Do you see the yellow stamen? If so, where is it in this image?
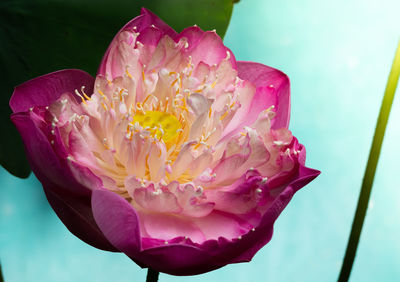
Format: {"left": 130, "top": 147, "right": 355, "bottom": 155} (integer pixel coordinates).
{"left": 220, "top": 111, "right": 229, "bottom": 120}
{"left": 81, "top": 86, "right": 91, "bottom": 100}
{"left": 119, "top": 89, "right": 125, "bottom": 101}
{"left": 74, "top": 89, "right": 87, "bottom": 105}
{"left": 126, "top": 68, "right": 133, "bottom": 79}
{"left": 178, "top": 106, "right": 188, "bottom": 112}
{"left": 171, "top": 78, "right": 179, "bottom": 87}
{"left": 164, "top": 98, "right": 169, "bottom": 111}
{"left": 142, "top": 95, "right": 152, "bottom": 105}
{"left": 98, "top": 90, "right": 109, "bottom": 101}
{"left": 131, "top": 111, "right": 182, "bottom": 146}
{"left": 193, "top": 142, "right": 202, "bottom": 149}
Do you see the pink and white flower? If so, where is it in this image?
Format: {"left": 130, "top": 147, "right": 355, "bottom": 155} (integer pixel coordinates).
{"left": 10, "top": 8, "right": 320, "bottom": 275}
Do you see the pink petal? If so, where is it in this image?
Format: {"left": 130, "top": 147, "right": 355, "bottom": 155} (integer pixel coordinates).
{"left": 174, "top": 184, "right": 215, "bottom": 218}
{"left": 205, "top": 173, "right": 263, "bottom": 214}
{"left": 237, "top": 61, "right": 290, "bottom": 129}
{"left": 137, "top": 8, "right": 178, "bottom": 39}
{"left": 220, "top": 81, "right": 256, "bottom": 139}
{"left": 139, "top": 212, "right": 205, "bottom": 243}
{"left": 188, "top": 31, "right": 236, "bottom": 69}
{"left": 10, "top": 112, "right": 89, "bottom": 195}
{"left": 10, "top": 69, "right": 94, "bottom": 113}
{"left": 192, "top": 212, "right": 249, "bottom": 240}
{"left": 231, "top": 164, "right": 320, "bottom": 263}
{"left": 91, "top": 189, "right": 142, "bottom": 256}
{"left": 133, "top": 186, "right": 182, "bottom": 213}
{"left": 195, "top": 163, "right": 320, "bottom": 266}
{"left": 170, "top": 142, "right": 195, "bottom": 179}
{"left": 98, "top": 8, "right": 177, "bottom": 77}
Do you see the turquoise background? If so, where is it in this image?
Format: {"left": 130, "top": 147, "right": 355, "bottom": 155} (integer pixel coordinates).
{"left": 1, "top": 0, "right": 400, "bottom": 281}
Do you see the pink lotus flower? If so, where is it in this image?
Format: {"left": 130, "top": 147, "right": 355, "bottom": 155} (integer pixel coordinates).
{"left": 10, "top": 9, "right": 319, "bottom": 275}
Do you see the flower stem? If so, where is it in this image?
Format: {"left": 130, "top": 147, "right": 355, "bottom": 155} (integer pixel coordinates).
{"left": 338, "top": 40, "right": 400, "bottom": 282}
{"left": 146, "top": 268, "right": 159, "bottom": 282}
{"left": 0, "top": 262, "right": 4, "bottom": 282}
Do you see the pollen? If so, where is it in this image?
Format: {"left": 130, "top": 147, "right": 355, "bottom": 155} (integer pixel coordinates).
{"left": 131, "top": 111, "right": 182, "bottom": 144}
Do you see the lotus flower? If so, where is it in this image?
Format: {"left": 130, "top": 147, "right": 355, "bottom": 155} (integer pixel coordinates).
{"left": 10, "top": 8, "right": 320, "bottom": 275}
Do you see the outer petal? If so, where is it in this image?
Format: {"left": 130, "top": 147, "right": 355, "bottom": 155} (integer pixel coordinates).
{"left": 10, "top": 112, "right": 91, "bottom": 195}
{"left": 237, "top": 61, "right": 290, "bottom": 129}
{"left": 91, "top": 190, "right": 222, "bottom": 275}
{"left": 227, "top": 163, "right": 320, "bottom": 263}
{"left": 141, "top": 244, "right": 217, "bottom": 276}
{"left": 197, "top": 156, "right": 320, "bottom": 266}
{"left": 98, "top": 8, "right": 178, "bottom": 77}
{"left": 43, "top": 186, "right": 117, "bottom": 252}
{"left": 91, "top": 189, "right": 142, "bottom": 260}
{"left": 9, "top": 69, "right": 94, "bottom": 113}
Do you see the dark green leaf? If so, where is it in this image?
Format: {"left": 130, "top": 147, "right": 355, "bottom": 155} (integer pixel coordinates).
{"left": 0, "top": 0, "right": 233, "bottom": 178}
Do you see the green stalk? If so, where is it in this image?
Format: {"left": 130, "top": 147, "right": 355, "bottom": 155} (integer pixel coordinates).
{"left": 0, "top": 262, "right": 4, "bottom": 282}
{"left": 146, "top": 268, "right": 159, "bottom": 282}
{"left": 338, "top": 40, "right": 400, "bottom": 282}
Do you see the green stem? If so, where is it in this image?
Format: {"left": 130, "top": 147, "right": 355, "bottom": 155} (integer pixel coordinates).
{"left": 146, "top": 268, "right": 159, "bottom": 282}
{"left": 338, "top": 40, "right": 400, "bottom": 282}
{"left": 0, "top": 262, "right": 4, "bottom": 282}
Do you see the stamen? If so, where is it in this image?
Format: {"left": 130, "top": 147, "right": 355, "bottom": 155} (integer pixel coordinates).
{"left": 171, "top": 78, "right": 179, "bottom": 87}
{"left": 101, "top": 102, "right": 108, "bottom": 111}
{"left": 74, "top": 89, "right": 87, "bottom": 105}
{"left": 103, "top": 138, "right": 110, "bottom": 150}
{"left": 142, "top": 65, "right": 146, "bottom": 81}
{"left": 81, "top": 86, "right": 91, "bottom": 100}
{"left": 220, "top": 111, "right": 229, "bottom": 120}
{"left": 125, "top": 68, "right": 133, "bottom": 79}
{"left": 98, "top": 90, "right": 109, "bottom": 101}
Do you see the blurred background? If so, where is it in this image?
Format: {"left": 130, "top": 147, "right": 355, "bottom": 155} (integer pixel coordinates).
{"left": 1, "top": 0, "right": 400, "bottom": 281}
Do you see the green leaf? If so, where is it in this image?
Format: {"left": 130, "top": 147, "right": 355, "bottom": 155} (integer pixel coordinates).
{"left": 0, "top": 0, "right": 233, "bottom": 178}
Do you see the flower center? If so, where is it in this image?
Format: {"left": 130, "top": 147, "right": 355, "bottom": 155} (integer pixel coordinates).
{"left": 132, "top": 111, "right": 182, "bottom": 144}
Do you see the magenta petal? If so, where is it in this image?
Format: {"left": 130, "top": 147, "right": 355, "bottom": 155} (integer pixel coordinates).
{"left": 228, "top": 165, "right": 320, "bottom": 263}
{"left": 237, "top": 61, "right": 290, "bottom": 129}
{"left": 9, "top": 69, "right": 94, "bottom": 113}
{"left": 11, "top": 113, "right": 90, "bottom": 195}
{"left": 91, "top": 189, "right": 142, "bottom": 256}
{"left": 136, "top": 26, "right": 163, "bottom": 47}
{"left": 43, "top": 186, "right": 117, "bottom": 252}
{"left": 176, "top": 26, "right": 205, "bottom": 48}
{"left": 141, "top": 244, "right": 216, "bottom": 276}
{"left": 137, "top": 8, "right": 178, "bottom": 39}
